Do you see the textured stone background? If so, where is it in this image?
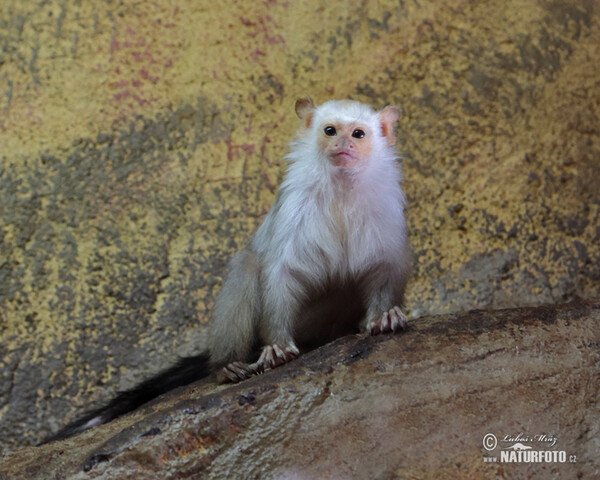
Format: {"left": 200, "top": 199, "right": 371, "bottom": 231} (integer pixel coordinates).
{"left": 0, "top": 0, "right": 598, "bottom": 453}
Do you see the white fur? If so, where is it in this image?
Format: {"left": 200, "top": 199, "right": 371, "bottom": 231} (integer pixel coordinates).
{"left": 251, "top": 100, "right": 410, "bottom": 345}
{"left": 254, "top": 100, "right": 407, "bottom": 279}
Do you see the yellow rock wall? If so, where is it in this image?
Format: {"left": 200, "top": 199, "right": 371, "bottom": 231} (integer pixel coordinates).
{"left": 0, "top": 0, "right": 598, "bottom": 451}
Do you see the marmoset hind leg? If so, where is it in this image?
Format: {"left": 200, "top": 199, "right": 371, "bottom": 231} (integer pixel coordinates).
{"left": 220, "top": 265, "right": 303, "bottom": 383}
{"left": 208, "top": 249, "right": 265, "bottom": 383}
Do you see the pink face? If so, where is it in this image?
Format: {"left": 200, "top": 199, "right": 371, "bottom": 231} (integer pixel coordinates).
{"left": 317, "top": 122, "right": 373, "bottom": 169}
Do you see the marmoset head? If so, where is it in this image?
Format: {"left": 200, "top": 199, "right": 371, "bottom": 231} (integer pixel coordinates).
{"left": 295, "top": 97, "right": 400, "bottom": 169}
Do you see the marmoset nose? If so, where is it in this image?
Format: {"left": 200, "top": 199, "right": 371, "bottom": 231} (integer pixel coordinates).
{"left": 335, "top": 136, "right": 353, "bottom": 149}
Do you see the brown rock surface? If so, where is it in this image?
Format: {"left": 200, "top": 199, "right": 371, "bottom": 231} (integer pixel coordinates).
{"left": 0, "top": 299, "right": 598, "bottom": 479}
{"left": 0, "top": 0, "right": 598, "bottom": 461}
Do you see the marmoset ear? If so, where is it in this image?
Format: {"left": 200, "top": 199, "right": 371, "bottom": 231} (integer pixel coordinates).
{"left": 378, "top": 105, "right": 401, "bottom": 146}
{"left": 295, "top": 97, "right": 317, "bottom": 128}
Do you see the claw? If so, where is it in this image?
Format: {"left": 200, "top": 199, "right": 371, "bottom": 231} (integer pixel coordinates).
{"left": 217, "top": 361, "right": 257, "bottom": 384}
{"left": 391, "top": 306, "right": 408, "bottom": 331}
{"left": 257, "top": 344, "right": 299, "bottom": 370}
{"left": 216, "top": 344, "right": 300, "bottom": 383}
{"left": 368, "top": 306, "right": 408, "bottom": 335}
